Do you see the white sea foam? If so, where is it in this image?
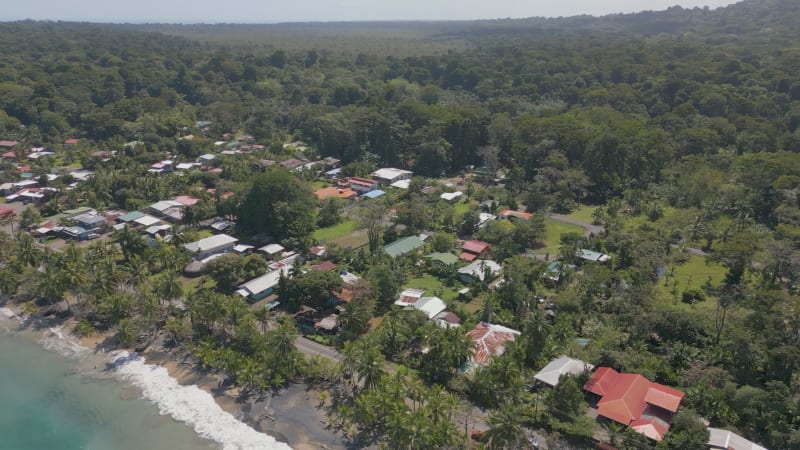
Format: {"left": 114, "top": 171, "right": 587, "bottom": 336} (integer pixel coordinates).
{"left": 0, "top": 307, "right": 21, "bottom": 321}
{"left": 41, "top": 326, "right": 91, "bottom": 359}
{"left": 109, "top": 350, "right": 292, "bottom": 450}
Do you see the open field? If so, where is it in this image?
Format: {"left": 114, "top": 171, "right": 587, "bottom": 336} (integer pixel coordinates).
{"left": 404, "top": 274, "right": 461, "bottom": 302}
{"left": 313, "top": 219, "right": 358, "bottom": 242}
{"left": 532, "top": 219, "right": 585, "bottom": 256}
{"left": 655, "top": 254, "right": 727, "bottom": 313}
{"left": 564, "top": 205, "right": 598, "bottom": 224}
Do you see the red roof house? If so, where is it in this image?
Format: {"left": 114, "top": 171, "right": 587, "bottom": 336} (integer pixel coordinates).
{"left": 466, "top": 322, "right": 521, "bottom": 366}
{"left": 174, "top": 195, "right": 200, "bottom": 206}
{"left": 584, "top": 367, "right": 684, "bottom": 441}
{"left": 0, "top": 140, "right": 19, "bottom": 148}
{"left": 460, "top": 240, "right": 491, "bottom": 261}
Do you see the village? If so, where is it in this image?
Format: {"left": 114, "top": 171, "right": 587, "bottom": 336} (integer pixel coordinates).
{"left": 0, "top": 127, "right": 765, "bottom": 450}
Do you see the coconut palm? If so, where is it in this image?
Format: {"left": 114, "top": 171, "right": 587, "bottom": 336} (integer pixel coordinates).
{"left": 482, "top": 403, "right": 531, "bottom": 450}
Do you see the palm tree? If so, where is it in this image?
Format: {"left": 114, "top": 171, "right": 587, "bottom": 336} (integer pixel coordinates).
{"left": 15, "top": 232, "right": 40, "bottom": 268}
{"left": 483, "top": 403, "right": 531, "bottom": 450}
{"left": 116, "top": 319, "right": 137, "bottom": 347}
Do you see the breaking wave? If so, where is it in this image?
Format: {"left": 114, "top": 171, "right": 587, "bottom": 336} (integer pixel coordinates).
{"left": 109, "top": 350, "right": 292, "bottom": 450}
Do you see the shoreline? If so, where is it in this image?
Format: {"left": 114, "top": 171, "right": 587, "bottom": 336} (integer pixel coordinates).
{"left": 1, "top": 300, "right": 351, "bottom": 450}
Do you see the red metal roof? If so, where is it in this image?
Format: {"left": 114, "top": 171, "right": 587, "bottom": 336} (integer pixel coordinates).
{"left": 584, "top": 367, "right": 684, "bottom": 440}
{"left": 459, "top": 252, "right": 478, "bottom": 261}
{"left": 462, "top": 240, "right": 490, "bottom": 254}
{"left": 65, "top": 138, "right": 80, "bottom": 144}
{"left": 584, "top": 366, "right": 619, "bottom": 396}
{"left": 466, "top": 322, "right": 520, "bottom": 366}
{"left": 644, "top": 384, "right": 684, "bottom": 413}
{"left": 0, "top": 140, "right": 19, "bottom": 148}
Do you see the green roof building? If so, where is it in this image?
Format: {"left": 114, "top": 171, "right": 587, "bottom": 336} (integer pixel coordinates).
{"left": 426, "top": 252, "right": 459, "bottom": 266}
{"left": 383, "top": 236, "right": 425, "bottom": 258}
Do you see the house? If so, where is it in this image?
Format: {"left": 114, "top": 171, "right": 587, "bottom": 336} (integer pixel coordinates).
{"left": 279, "top": 158, "right": 305, "bottom": 170}
{"left": 309, "top": 245, "right": 327, "bottom": 258}
{"left": 346, "top": 177, "right": 378, "bottom": 194}
{"left": 477, "top": 212, "right": 496, "bottom": 228}
{"left": 236, "top": 266, "right": 291, "bottom": 302}
{"left": 576, "top": 249, "right": 611, "bottom": 263}
{"left": 0, "top": 140, "right": 19, "bottom": 148}
{"left": 426, "top": 252, "right": 459, "bottom": 266}
{"left": 372, "top": 168, "right": 413, "bottom": 185}
{"left": 390, "top": 179, "right": 411, "bottom": 190}
{"left": 383, "top": 235, "right": 425, "bottom": 258}
{"left": 434, "top": 311, "right": 462, "bottom": 329}
{"left": 534, "top": 356, "right": 594, "bottom": 387}
{"left": 584, "top": 367, "right": 684, "bottom": 442}
{"left": 259, "top": 243, "right": 286, "bottom": 259}
{"left": 174, "top": 195, "right": 200, "bottom": 207}
{"left": 184, "top": 234, "right": 238, "bottom": 259}
{"left": 315, "top": 186, "right": 357, "bottom": 201}
{"left": 148, "top": 160, "right": 174, "bottom": 173}
{"left": 440, "top": 191, "right": 463, "bottom": 202}
{"left": 73, "top": 213, "right": 107, "bottom": 232}
{"left": 410, "top": 296, "right": 447, "bottom": 319}
{"left": 394, "top": 288, "right": 426, "bottom": 307}
{"left": 362, "top": 189, "right": 386, "bottom": 199}
{"left": 707, "top": 427, "right": 767, "bottom": 450}
{"left": 542, "top": 260, "right": 575, "bottom": 284}
{"left": 466, "top": 322, "right": 521, "bottom": 366}
{"left": 460, "top": 240, "right": 491, "bottom": 262}
{"left": 61, "top": 226, "right": 95, "bottom": 240}
{"left": 149, "top": 200, "right": 184, "bottom": 217}
{"left": 458, "top": 259, "right": 502, "bottom": 284}
{"left": 324, "top": 168, "right": 342, "bottom": 179}
{"left": 64, "top": 138, "right": 80, "bottom": 148}
{"left": 498, "top": 209, "right": 533, "bottom": 221}
{"left": 175, "top": 162, "right": 200, "bottom": 171}
{"left": 116, "top": 211, "right": 146, "bottom": 224}
{"left": 232, "top": 244, "right": 255, "bottom": 255}
{"left": 133, "top": 214, "right": 162, "bottom": 228}
{"left": 0, "top": 207, "right": 16, "bottom": 220}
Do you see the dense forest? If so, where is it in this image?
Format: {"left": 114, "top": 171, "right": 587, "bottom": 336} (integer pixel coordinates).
{"left": 1, "top": 0, "right": 800, "bottom": 449}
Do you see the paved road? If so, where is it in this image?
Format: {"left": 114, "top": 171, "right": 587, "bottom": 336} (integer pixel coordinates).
{"left": 546, "top": 213, "right": 604, "bottom": 237}
{"left": 294, "top": 336, "right": 342, "bottom": 362}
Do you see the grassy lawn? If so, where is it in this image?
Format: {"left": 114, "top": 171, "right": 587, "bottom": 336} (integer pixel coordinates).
{"left": 404, "top": 274, "right": 461, "bottom": 302}
{"left": 655, "top": 254, "right": 727, "bottom": 313}
{"left": 564, "top": 204, "right": 598, "bottom": 224}
{"left": 180, "top": 275, "right": 214, "bottom": 293}
{"left": 532, "top": 219, "right": 584, "bottom": 256}
{"left": 452, "top": 201, "right": 473, "bottom": 217}
{"left": 313, "top": 219, "right": 358, "bottom": 242}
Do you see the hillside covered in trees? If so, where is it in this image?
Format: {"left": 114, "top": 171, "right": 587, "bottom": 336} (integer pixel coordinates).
{"left": 1, "top": 0, "right": 800, "bottom": 448}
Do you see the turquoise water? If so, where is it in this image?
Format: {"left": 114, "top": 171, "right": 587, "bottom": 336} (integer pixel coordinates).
{"left": 0, "top": 324, "right": 217, "bottom": 450}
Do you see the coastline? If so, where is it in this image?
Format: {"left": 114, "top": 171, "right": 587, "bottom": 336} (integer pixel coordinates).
{"left": 1, "top": 299, "right": 351, "bottom": 450}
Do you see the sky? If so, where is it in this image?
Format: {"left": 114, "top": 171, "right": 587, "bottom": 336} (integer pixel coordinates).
{"left": 2, "top": 0, "right": 741, "bottom": 23}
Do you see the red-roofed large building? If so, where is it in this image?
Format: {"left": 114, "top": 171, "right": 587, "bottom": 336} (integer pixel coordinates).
{"left": 584, "top": 367, "right": 684, "bottom": 442}
{"left": 460, "top": 240, "right": 491, "bottom": 261}
{"left": 465, "top": 322, "right": 520, "bottom": 367}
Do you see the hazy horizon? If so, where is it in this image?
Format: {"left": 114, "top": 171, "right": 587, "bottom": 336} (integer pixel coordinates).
{"left": 2, "top": 1, "right": 740, "bottom": 24}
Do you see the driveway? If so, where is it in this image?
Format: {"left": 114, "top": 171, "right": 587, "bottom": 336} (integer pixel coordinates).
{"left": 546, "top": 213, "right": 604, "bottom": 238}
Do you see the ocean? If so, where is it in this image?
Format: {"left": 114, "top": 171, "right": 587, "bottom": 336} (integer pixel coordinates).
{"left": 0, "top": 309, "right": 291, "bottom": 450}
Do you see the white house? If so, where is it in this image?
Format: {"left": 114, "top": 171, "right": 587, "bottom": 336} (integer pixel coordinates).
{"left": 412, "top": 296, "right": 447, "bottom": 319}
{"left": 707, "top": 428, "right": 767, "bottom": 450}
{"left": 372, "top": 168, "right": 413, "bottom": 185}
{"left": 534, "top": 356, "right": 595, "bottom": 387}
{"left": 184, "top": 234, "right": 238, "bottom": 259}
{"left": 458, "top": 259, "right": 502, "bottom": 284}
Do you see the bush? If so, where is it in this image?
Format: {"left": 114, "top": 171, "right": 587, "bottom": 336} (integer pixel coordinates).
{"left": 681, "top": 288, "right": 706, "bottom": 304}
